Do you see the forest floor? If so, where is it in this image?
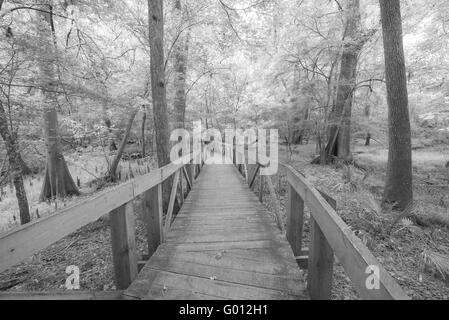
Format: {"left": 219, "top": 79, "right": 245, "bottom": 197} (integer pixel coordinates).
{"left": 0, "top": 142, "right": 448, "bottom": 299}
{"left": 272, "top": 142, "right": 449, "bottom": 300}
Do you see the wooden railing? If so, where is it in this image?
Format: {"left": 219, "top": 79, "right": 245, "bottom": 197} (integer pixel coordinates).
{"left": 226, "top": 143, "right": 410, "bottom": 300}
{"left": 0, "top": 151, "right": 205, "bottom": 292}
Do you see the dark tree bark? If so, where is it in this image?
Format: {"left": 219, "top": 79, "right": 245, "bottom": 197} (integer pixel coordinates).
{"left": 148, "top": 0, "right": 170, "bottom": 168}
{"left": 173, "top": 0, "right": 190, "bottom": 130}
{"left": 0, "top": 101, "right": 30, "bottom": 225}
{"left": 148, "top": 0, "right": 179, "bottom": 212}
{"left": 379, "top": 0, "right": 413, "bottom": 210}
{"left": 37, "top": 2, "right": 79, "bottom": 201}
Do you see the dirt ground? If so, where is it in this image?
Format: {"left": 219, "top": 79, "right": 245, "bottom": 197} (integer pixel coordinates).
{"left": 1, "top": 142, "right": 448, "bottom": 299}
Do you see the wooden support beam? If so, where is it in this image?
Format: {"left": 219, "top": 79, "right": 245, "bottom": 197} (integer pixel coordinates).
{"left": 142, "top": 184, "right": 162, "bottom": 257}
{"left": 179, "top": 170, "right": 184, "bottom": 206}
{"left": 287, "top": 184, "right": 305, "bottom": 257}
{"left": 249, "top": 164, "right": 261, "bottom": 189}
{"left": 164, "top": 170, "right": 181, "bottom": 236}
{"left": 183, "top": 166, "right": 192, "bottom": 190}
{"left": 109, "top": 201, "right": 138, "bottom": 290}
{"left": 307, "top": 192, "right": 336, "bottom": 300}
{"left": 259, "top": 175, "right": 264, "bottom": 203}
{"left": 308, "top": 216, "right": 335, "bottom": 300}
{"left": 243, "top": 163, "right": 248, "bottom": 182}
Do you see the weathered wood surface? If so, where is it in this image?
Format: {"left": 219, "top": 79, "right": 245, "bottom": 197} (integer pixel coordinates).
{"left": 0, "top": 291, "right": 123, "bottom": 300}
{"left": 124, "top": 164, "right": 307, "bottom": 300}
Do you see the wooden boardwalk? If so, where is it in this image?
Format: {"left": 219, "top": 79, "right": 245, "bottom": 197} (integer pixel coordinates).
{"left": 124, "top": 164, "right": 308, "bottom": 300}
{"left": 1, "top": 149, "right": 409, "bottom": 300}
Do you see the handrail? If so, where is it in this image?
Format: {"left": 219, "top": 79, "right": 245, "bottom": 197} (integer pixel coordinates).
{"left": 228, "top": 142, "right": 410, "bottom": 300}
{"left": 0, "top": 151, "right": 203, "bottom": 289}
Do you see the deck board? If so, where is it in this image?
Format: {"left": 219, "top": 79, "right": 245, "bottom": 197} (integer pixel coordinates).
{"left": 124, "top": 164, "right": 307, "bottom": 300}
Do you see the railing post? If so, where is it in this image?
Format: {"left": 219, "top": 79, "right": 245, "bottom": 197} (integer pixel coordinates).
{"left": 142, "top": 184, "right": 162, "bottom": 256}
{"left": 259, "top": 175, "right": 264, "bottom": 203}
{"left": 187, "top": 162, "right": 194, "bottom": 187}
{"left": 307, "top": 193, "right": 336, "bottom": 300}
{"left": 287, "top": 184, "right": 305, "bottom": 258}
{"left": 110, "top": 201, "right": 138, "bottom": 290}
{"left": 179, "top": 169, "right": 184, "bottom": 206}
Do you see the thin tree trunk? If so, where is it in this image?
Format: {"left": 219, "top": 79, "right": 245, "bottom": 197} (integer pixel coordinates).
{"left": 37, "top": 1, "right": 79, "bottom": 201}
{"left": 101, "top": 85, "right": 117, "bottom": 151}
{"left": 108, "top": 109, "right": 138, "bottom": 182}
{"left": 379, "top": 0, "right": 413, "bottom": 210}
{"left": 365, "top": 133, "right": 371, "bottom": 146}
{"left": 148, "top": 0, "right": 178, "bottom": 212}
{"left": 0, "top": 102, "right": 30, "bottom": 225}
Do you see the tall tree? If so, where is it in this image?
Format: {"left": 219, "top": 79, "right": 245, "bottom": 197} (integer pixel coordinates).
{"left": 379, "top": 0, "right": 413, "bottom": 210}
{"left": 327, "top": 0, "right": 366, "bottom": 162}
{"left": 37, "top": 1, "right": 79, "bottom": 201}
{"left": 0, "top": 101, "right": 30, "bottom": 224}
{"left": 173, "top": 0, "right": 190, "bottom": 130}
{"left": 148, "top": 0, "right": 179, "bottom": 212}
{"left": 148, "top": 0, "right": 170, "bottom": 167}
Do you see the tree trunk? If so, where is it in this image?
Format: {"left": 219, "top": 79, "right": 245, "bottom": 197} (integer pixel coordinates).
{"left": 101, "top": 85, "right": 117, "bottom": 152}
{"left": 108, "top": 109, "right": 138, "bottom": 182}
{"left": 148, "top": 0, "right": 178, "bottom": 213}
{"left": 365, "top": 133, "right": 371, "bottom": 146}
{"left": 326, "top": 0, "right": 363, "bottom": 163}
{"left": 173, "top": 0, "right": 190, "bottom": 130}
{"left": 379, "top": 0, "right": 413, "bottom": 210}
{"left": 37, "top": 2, "right": 79, "bottom": 201}
{"left": 0, "top": 102, "right": 31, "bottom": 225}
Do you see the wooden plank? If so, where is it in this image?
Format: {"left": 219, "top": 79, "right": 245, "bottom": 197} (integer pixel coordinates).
{"left": 142, "top": 184, "right": 162, "bottom": 256}
{"left": 284, "top": 164, "right": 410, "bottom": 300}
{"left": 307, "top": 216, "right": 334, "bottom": 300}
{"left": 154, "top": 246, "right": 301, "bottom": 273}
{"left": 0, "top": 291, "right": 123, "bottom": 300}
{"left": 110, "top": 202, "right": 138, "bottom": 290}
{"left": 145, "top": 256, "right": 305, "bottom": 295}
{"left": 163, "top": 169, "right": 181, "bottom": 236}
{"left": 128, "top": 269, "right": 304, "bottom": 300}
{"left": 287, "top": 184, "right": 305, "bottom": 257}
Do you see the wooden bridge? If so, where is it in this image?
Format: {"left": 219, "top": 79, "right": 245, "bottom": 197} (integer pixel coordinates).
{"left": 0, "top": 146, "right": 410, "bottom": 300}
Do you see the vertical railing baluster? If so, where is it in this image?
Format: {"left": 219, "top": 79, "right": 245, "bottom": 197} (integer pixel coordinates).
{"left": 110, "top": 201, "right": 138, "bottom": 290}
